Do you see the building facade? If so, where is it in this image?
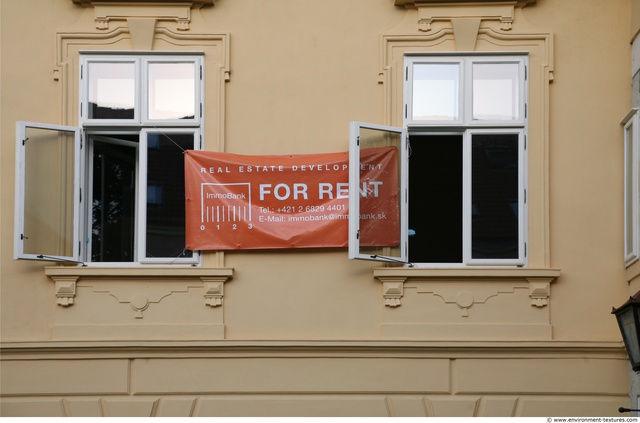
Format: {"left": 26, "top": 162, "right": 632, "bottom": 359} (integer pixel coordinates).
{"left": 1, "top": 0, "right": 639, "bottom": 417}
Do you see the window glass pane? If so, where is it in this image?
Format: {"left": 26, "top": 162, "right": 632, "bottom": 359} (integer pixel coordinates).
{"left": 91, "top": 137, "right": 137, "bottom": 262}
{"left": 88, "top": 62, "right": 135, "bottom": 120}
{"left": 471, "top": 133, "right": 519, "bottom": 259}
{"left": 146, "top": 133, "right": 194, "bottom": 258}
{"left": 409, "top": 135, "right": 463, "bottom": 263}
{"left": 355, "top": 127, "right": 402, "bottom": 258}
{"left": 148, "top": 63, "right": 196, "bottom": 120}
{"left": 472, "top": 63, "right": 520, "bottom": 121}
{"left": 412, "top": 64, "right": 459, "bottom": 121}
{"left": 23, "top": 127, "right": 75, "bottom": 257}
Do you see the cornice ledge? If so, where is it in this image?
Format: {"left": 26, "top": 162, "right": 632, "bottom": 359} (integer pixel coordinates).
{"left": 0, "top": 340, "right": 625, "bottom": 359}
{"left": 71, "top": 0, "right": 214, "bottom": 7}
{"left": 395, "top": 0, "right": 536, "bottom": 6}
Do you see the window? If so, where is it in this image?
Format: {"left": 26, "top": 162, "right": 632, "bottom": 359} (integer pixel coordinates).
{"left": 15, "top": 53, "right": 204, "bottom": 265}
{"left": 350, "top": 54, "right": 527, "bottom": 266}
{"left": 624, "top": 109, "right": 640, "bottom": 266}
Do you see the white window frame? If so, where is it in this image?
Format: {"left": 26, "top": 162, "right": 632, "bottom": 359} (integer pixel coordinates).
{"left": 138, "top": 128, "right": 201, "bottom": 264}
{"left": 624, "top": 109, "right": 640, "bottom": 266}
{"left": 464, "top": 128, "right": 527, "bottom": 266}
{"left": 348, "top": 53, "right": 528, "bottom": 267}
{"left": 15, "top": 52, "right": 204, "bottom": 266}
{"left": 14, "top": 122, "right": 82, "bottom": 262}
{"left": 348, "top": 121, "right": 408, "bottom": 263}
{"left": 80, "top": 53, "right": 203, "bottom": 127}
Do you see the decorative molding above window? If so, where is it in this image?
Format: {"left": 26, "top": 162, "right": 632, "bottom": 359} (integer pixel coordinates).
{"left": 70, "top": 0, "right": 214, "bottom": 31}
{"left": 394, "top": 0, "right": 536, "bottom": 32}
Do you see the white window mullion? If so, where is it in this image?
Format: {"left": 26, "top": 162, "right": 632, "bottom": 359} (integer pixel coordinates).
{"left": 462, "top": 130, "right": 473, "bottom": 264}
{"left": 137, "top": 131, "right": 148, "bottom": 264}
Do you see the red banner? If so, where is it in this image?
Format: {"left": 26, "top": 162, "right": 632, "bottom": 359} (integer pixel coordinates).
{"left": 184, "top": 147, "right": 398, "bottom": 250}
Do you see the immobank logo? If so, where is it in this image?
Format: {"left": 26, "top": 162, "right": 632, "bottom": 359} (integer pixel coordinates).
{"left": 184, "top": 147, "right": 399, "bottom": 250}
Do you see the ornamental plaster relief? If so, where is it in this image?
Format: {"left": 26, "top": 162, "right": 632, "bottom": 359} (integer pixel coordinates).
{"left": 375, "top": 268, "right": 558, "bottom": 340}
{"left": 45, "top": 267, "right": 233, "bottom": 340}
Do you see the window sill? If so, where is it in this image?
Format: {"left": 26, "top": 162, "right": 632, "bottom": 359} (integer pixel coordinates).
{"left": 373, "top": 267, "right": 560, "bottom": 307}
{"left": 45, "top": 266, "right": 233, "bottom": 308}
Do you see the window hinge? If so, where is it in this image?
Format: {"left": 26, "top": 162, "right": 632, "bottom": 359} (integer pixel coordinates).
{"left": 200, "top": 65, "right": 203, "bottom": 80}
{"left": 22, "top": 138, "right": 27, "bottom": 146}
{"left": 79, "top": 187, "right": 82, "bottom": 203}
{"left": 405, "top": 104, "right": 408, "bottom": 119}
{"left": 356, "top": 136, "right": 360, "bottom": 147}
{"left": 524, "top": 135, "right": 527, "bottom": 150}
{"left": 405, "top": 66, "right": 408, "bottom": 81}
{"left": 356, "top": 230, "right": 360, "bottom": 240}
{"left": 524, "top": 242, "right": 527, "bottom": 257}
{"left": 80, "top": 65, "right": 83, "bottom": 80}
{"left": 200, "top": 134, "right": 203, "bottom": 150}
{"left": 200, "top": 103, "right": 203, "bottom": 118}
{"left": 525, "top": 103, "right": 527, "bottom": 118}
{"left": 524, "top": 188, "right": 527, "bottom": 203}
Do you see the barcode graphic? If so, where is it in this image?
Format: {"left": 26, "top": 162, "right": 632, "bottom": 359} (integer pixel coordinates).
{"left": 204, "top": 205, "right": 249, "bottom": 223}
{"left": 200, "top": 183, "right": 252, "bottom": 223}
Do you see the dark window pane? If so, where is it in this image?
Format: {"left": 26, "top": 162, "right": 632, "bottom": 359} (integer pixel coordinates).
{"left": 146, "top": 133, "right": 194, "bottom": 259}
{"left": 409, "top": 134, "right": 463, "bottom": 263}
{"left": 92, "top": 139, "right": 137, "bottom": 262}
{"left": 471, "top": 133, "right": 519, "bottom": 259}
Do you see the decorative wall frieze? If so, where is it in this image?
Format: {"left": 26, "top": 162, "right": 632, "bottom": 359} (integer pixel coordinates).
{"left": 374, "top": 268, "right": 560, "bottom": 309}
{"left": 374, "top": 268, "right": 560, "bottom": 340}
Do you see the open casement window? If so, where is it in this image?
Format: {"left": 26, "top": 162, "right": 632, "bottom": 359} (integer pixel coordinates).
{"left": 404, "top": 54, "right": 528, "bottom": 267}
{"left": 15, "top": 125, "right": 201, "bottom": 265}
{"left": 14, "top": 53, "right": 204, "bottom": 265}
{"left": 14, "top": 122, "right": 82, "bottom": 262}
{"left": 624, "top": 109, "right": 640, "bottom": 266}
{"left": 348, "top": 122, "right": 408, "bottom": 263}
{"left": 350, "top": 54, "right": 528, "bottom": 267}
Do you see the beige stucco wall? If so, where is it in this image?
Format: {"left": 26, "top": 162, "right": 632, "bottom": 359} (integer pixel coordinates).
{"left": 0, "top": 0, "right": 635, "bottom": 417}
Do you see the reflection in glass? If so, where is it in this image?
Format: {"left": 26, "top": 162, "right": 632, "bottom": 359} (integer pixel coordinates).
{"left": 148, "top": 63, "right": 196, "bottom": 120}
{"left": 471, "top": 133, "right": 519, "bottom": 259}
{"left": 23, "top": 128, "right": 75, "bottom": 257}
{"left": 412, "top": 63, "right": 459, "bottom": 121}
{"left": 146, "top": 132, "right": 194, "bottom": 259}
{"left": 91, "top": 138, "right": 137, "bottom": 262}
{"left": 357, "top": 128, "right": 401, "bottom": 258}
{"left": 88, "top": 62, "right": 135, "bottom": 120}
{"left": 473, "top": 63, "right": 520, "bottom": 121}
